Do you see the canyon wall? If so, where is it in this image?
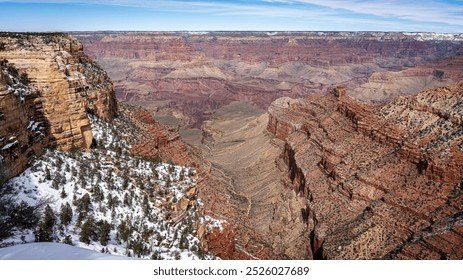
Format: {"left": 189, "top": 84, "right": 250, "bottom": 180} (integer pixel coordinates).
{"left": 75, "top": 31, "right": 463, "bottom": 127}
{"left": 0, "top": 33, "right": 117, "bottom": 177}
{"left": 267, "top": 84, "right": 463, "bottom": 259}
{"left": 0, "top": 33, "right": 236, "bottom": 259}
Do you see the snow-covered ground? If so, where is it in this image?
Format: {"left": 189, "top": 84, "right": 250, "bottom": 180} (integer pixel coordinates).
{"left": 0, "top": 114, "right": 212, "bottom": 260}
{"left": 0, "top": 242, "right": 132, "bottom": 260}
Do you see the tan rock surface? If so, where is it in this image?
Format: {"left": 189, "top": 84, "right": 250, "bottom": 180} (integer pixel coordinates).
{"left": 0, "top": 33, "right": 116, "bottom": 177}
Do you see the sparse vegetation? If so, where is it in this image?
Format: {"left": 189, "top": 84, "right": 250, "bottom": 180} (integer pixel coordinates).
{"left": 0, "top": 114, "right": 208, "bottom": 259}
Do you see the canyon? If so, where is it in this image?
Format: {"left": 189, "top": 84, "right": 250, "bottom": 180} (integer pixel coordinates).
{"left": 75, "top": 31, "right": 463, "bottom": 128}
{"left": 75, "top": 31, "right": 463, "bottom": 259}
{"left": 1, "top": 32, "right": 462, "bottom": 259}
{"left": 0, "top": 33, "right": 227, "bottom": 260}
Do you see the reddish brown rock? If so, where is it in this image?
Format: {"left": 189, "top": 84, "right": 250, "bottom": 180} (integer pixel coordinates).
{"left": 267, "top": 83, "right": 463, "bottom": 259}
{"left": 119, "top": 104, "right": 196, "bottom": 167}
{"left": 75, "top": 31, "right": 463, "bottom": 127}
{"left": 198, "top": 221, "right": 238, "bottom": 259}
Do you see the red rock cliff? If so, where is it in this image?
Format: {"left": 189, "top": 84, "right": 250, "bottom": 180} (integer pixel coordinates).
{"left": 267, "top": 83, "right": 463, "bottom": 259}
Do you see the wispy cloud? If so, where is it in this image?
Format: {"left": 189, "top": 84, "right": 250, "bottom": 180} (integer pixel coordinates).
{"left": 290, "top": 0, "right": 463, "bottom": 26}
{"left": 1, "top": 0, "right": 462, "bottom": 32}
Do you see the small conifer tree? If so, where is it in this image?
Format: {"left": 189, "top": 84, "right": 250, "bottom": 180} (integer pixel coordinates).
{"left": 36, "top": 205, "right": 56, "bottom": 242}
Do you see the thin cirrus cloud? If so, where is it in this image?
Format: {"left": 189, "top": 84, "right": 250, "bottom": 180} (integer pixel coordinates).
{"left": 0, "top": 0, "right": 462, "bottom": 32}
{"left": 289, "top": 0, "right": 463, "bottom": 26}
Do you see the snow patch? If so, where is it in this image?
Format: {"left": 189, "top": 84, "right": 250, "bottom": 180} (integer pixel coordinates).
{"left": 202, "top": 215, "right": 227, "bottom": 232}
{"left": 2, "top": 140, "right": 19, "bottom": 150}
{"left": 0, "top": 243, "right": 133, "bottom": 260}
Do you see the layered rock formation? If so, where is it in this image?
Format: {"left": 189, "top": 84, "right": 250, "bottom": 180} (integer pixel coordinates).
{"left": 267, "top": 84, "right": 463, "bottom": 259}
{"left": 75, "top": 31, "right": 463, "bottom": 127}
{"left": 0, "top": 33, "right": 117, "bottom": 177}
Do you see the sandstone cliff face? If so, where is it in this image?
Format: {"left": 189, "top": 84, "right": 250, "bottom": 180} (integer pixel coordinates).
{"left": 267, "top": 83, "right": 463, "bottom": 259}
{"left": 0, "top": 33, "right": 117, "bottom": 177}
{"left": 75, "top": 31, "right": 463, "bottom": 127}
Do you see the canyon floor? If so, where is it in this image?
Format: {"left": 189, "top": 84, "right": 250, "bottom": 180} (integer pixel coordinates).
{"left": 181, "top": 102, "right": 310, "bottom": 259}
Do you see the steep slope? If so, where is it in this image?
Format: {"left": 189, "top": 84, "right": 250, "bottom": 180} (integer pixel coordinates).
{"left": 0, "top": 32, "right": 117, "bottom": 178}
{"left": 268, "top": 84, "right": 463, "bottom": 259}
{"left": 1, "top": 115, "right": 208, "bottom": 260}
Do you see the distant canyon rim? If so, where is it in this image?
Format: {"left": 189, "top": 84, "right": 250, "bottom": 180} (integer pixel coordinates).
{"left": 75, "top": 31, "right": 463, "bottom": 129}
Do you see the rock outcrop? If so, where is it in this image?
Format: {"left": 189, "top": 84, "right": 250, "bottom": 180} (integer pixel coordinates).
{"left": 75, "top": 31, "right": 463, "bottom": 127}
{"left": 0, "top": 33, "right": 117, "bottom": 177}
{"left": 267, "top": 83, "right": 463, "bottom": 259}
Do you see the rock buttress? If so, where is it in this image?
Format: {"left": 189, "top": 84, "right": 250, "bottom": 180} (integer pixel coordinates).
{"left": 0, "top": 33, "right": 117, "bottom": 178}
{"left": 267, "top": 84, "right": 463, "bottom": 259}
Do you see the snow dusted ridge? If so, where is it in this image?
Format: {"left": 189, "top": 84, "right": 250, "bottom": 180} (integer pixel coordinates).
{"left": 403, "top": 32, "right": 463, "bottom": 41}
{"left": 0, "top": 114, "right": 215, "bottom": 260}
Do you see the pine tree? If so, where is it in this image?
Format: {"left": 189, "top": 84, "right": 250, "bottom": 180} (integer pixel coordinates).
{"left": 123, "top": 193, "right": 131, "bottom": 207}
{"left": 100, "top": 220, "right": 111, "bottom": 246}
{"left": 59, "top": 202, "right": 73, "bottom": 227}
{"left": 51, "top": 177, "right": 59, "bottom": 190}
{"left": 79, "top": 216, "right": 95, "bottom": 245}
{"left": 179, "top": 169, "right": 185, "bottom": 181}
{"left": 71, "top": 166, "right": 77, "bottom": 177}
{"left": 60, "top": 187, "right": 67, "bottom": 199}
{"left": 36, "top": 205, "right": 56, "bottom": 242}
{"left": 179, "top": 233, "right": 189, "bottom": 250}
{"left": 77, "top": 193, "right": 92, "bottom": 215}
{"left": 44, "top": 167, "right": 51, "bottom": 181}
{"left": 117, "top": 220, "right": 133, "bottom": 243}
{"left": 151, "top": 250, "right": 160, "bottom": 260}
{"left": 92, "top": 185, "right": 104, "bottom": 202}
{"left": 63, "top": 235, "right": 72, "bottom": 245}
{"left": 143, "top": 195, "right": 150, "bottom": 216}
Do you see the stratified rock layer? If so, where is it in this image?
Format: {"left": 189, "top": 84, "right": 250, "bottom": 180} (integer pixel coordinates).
{"left": 75, "top": 31, "right": 463, "bottom": 127}
{"left": 267, "top": 83, "right": 463, "bottom": 259}
{"left": 0, "top": 33, "right": 117, "bottom": 177}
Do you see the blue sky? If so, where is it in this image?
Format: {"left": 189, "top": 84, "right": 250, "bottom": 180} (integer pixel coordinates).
{"left": 0, "top": 0, "right": 462, "bottom": 32}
